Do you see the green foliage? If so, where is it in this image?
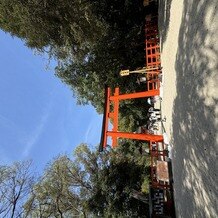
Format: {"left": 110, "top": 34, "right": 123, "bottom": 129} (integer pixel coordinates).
{"left": 80, "top": 143, "right": 150, "bottom": 217}
{"left": 118, "top": 98, "right": 150, "bottom": 132}
{"left": 55, "top": 0, "right": 146, "bottom": 112}
{"left": 0, "top": 0, "right": 107, "bottom": 60}
{"left": 24, "top": 154, "right": 92, "bottom": 217}
{"left": 22, "top": 144, "right": 150, "bottom": 217}
{"left": 0, "top": 161, "right": 34, "bottom": 217}
{"left": 141, "top": 176, "right": 150, "bottom": 194}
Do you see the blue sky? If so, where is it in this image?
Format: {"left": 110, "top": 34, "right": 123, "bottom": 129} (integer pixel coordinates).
{"left": 0, "top": 30, "right": 103, "bottom": 172}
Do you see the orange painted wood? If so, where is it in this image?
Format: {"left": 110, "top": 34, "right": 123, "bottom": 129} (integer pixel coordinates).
{"left": 107, "top": 131, "right": 163, "bottom": 142}
{"left": 103, "top": 87, "right": 110, "bottom": 148}
{"left": 109, "top": 89, "right": 159, "bottom": 101}
{"left": 112, "top": 88, "right": 119, "bottom": 148}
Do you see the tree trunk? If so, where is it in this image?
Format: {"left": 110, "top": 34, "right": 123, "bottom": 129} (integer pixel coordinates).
{"left": 56, "top": 196, "right": 63, "bottom": 218}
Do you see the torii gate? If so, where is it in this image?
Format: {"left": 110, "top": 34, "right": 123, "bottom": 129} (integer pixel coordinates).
{"left": 99, "top": 13, "right": 163, "bottom": 152}
{"left": 99, "top": 85, "right": 163, "bottom": 151}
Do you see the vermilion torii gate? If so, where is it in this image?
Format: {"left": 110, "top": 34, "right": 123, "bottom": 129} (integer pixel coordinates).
{"left": 99, "top": 85, "right": 163, "bottom": 151}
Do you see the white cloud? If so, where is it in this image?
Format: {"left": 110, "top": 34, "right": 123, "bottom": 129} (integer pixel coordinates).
{"left": 84, "top": 123, "right": 92, "bottom": 143}
{"left": 22, "top": 96, "right": 53, "bottom": 157}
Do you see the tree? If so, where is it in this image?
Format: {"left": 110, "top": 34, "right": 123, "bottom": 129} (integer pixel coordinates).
{"left": 0, "top": 161, "right": 34, "bottom": 218}
{"left": 0, "top": 165, "right": 9, "bottom": 215}
{"left": 24, "top": 156, "right": 86, "bottom": 217}
{"left": 0, "top": 0, "right": 106, "bottom": 61}
{"left": 55, "top": 0, "right": 146, "bottom": 112}
{"left": 0, "top": 0, "right": 147, "bottom": 114}
{"left": 86, "top": 141, "right": 150, "bottom": 217}
{"left": 24, "top": 143, "right": 150, "bottom": 217}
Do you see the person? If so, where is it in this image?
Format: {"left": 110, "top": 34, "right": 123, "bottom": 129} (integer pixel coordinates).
{"left": 151, "top": 112, "right": 161, "bottom": 120}
{"left": 148, "top": 107, "right": 160, "bottom": 113}
{"left": 148, "top": 108, "right": 161, "bottom": 118}
{"left": 151, "top": 123, "right": 159, "bottom": 131}
{"left": 149, "top": 116, "right": 166, "bottom": 123}
{"left": 136, "top": 76, "right": 147, "bottom": 84}
{"left": 149, "top": 114, "right": 161, "bottom": 122}
{"left": 147, "top": 96, "right": 162, "bottom": 105}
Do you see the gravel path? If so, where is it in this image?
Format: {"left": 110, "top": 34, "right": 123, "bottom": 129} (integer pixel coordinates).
{"left": 159, "top": 0, "right": 218, "bottom": 217}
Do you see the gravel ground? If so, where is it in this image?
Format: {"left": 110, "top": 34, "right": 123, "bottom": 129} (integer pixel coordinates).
{"left": 159, "top": 0, "right": 218, "bottom": 217}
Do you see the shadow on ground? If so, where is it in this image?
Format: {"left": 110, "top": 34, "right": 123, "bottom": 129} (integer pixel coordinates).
{"left": 171, "top": 0, "right": 218, "bottom": 217}
{"left": 158, "top": 0, "right": 172, "bottom": 50}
